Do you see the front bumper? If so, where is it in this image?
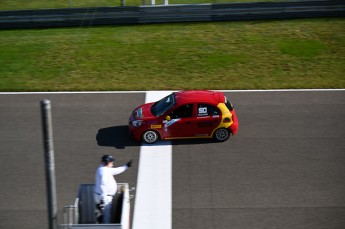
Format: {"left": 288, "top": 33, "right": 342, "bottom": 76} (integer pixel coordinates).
{"left": 128, "top": 122, "right": 143, "bottom": 142}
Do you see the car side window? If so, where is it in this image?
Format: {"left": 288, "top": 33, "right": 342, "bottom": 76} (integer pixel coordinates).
{"left": 169, "top": 104, "right": 193, "bottom": 119}
{"left": 197, "top": 104, "right": 220, "bottom": 117}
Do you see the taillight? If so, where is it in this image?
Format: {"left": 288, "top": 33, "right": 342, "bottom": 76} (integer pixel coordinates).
{"left": 223, "top": 117, "right": 231, "bottom": 123}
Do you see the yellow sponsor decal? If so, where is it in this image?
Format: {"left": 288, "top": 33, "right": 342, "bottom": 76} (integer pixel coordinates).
{"left": 215, "top": 103, "right": 233, "bottom": 129}
{"left": 151, "top": 124, "right": 162, "bottom": 129}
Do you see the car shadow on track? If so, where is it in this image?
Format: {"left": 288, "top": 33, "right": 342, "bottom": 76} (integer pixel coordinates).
{"left": 96, "top": 125, "right": 140, "bottom": 149}
{"left": 96, "top": 125, "right": 222, "bottom": 149}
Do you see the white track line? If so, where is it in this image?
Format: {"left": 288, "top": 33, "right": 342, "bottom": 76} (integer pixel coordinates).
{"left": 0, "top": 89, "right": 344, "bottom": 95}
{"left": 132, "top": 91, "right": 173, "bottom": 229}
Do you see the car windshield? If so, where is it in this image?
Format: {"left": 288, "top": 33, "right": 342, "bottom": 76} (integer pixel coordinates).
{"left": 151, "top": 93, "right": 176, "bottom": 117}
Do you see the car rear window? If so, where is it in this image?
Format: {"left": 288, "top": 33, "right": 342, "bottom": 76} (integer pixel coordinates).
{"left": 198, "top": 104, "right": 220, "bottom": 117}
{"left": 224, "top": 96, "right": 234, "bottom": 111}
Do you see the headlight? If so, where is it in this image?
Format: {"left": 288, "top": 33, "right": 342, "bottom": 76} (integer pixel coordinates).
{"left": 132, "top": 120, "right": 144, "bottom": 127}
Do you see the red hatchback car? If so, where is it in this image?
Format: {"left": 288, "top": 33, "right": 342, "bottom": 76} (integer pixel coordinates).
{"left": 128, "top": 90, "right": 238, "bottom": 144}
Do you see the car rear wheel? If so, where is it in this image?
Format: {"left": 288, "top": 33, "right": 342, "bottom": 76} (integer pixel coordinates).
{"left": 142, "top": 130, "right": 159, "bottom": 144}
{"left": 214, "top": 128, "right": 230, "bottom": 142}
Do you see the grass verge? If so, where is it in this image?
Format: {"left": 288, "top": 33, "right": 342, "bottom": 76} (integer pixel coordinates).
{"left": 0, "top": 18, "right": 344, "bottom": 91}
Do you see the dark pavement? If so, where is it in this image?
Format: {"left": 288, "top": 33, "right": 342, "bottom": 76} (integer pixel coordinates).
{"left": 0, "top": 90, "right": 344, "bottom": 229}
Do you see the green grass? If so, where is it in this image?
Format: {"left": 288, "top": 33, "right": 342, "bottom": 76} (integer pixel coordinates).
{"left": 0, "top": 18, "right": 344, "bottom": 91}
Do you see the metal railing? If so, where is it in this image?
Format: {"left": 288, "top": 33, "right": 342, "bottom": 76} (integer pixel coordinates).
{"left": 62, "top": 198, "right": 79, "bottom": 229}
{"left": 0, "top": 0, "right": 344, "bottom": 29}
{"left": 60, "top": 183, "right": 132, "bottom": 229}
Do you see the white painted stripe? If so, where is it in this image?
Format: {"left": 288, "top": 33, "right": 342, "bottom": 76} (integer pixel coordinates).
{"left": 220, "top": 89, "right": 345, "bottom": 92}
{"left": 0, "top": 91, "right": 145, "bottom": 95}
{"left": 0, "top": 89, "right": 344, "bottom": 95}
{"left": 132, "top": 91, "right": 173, "bottom": 229}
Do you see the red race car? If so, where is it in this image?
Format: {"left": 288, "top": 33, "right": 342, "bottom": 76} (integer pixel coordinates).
{"left": 128, "top": 90, "right": 238, "bottom": 144}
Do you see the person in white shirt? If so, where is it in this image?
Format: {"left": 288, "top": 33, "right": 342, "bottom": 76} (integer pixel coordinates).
{"left": 94, "top": 155, "right": 132, "bottom": 223}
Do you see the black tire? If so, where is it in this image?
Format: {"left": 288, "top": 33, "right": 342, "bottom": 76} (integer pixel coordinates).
{"left": 214, "top": 128, "right": 230, "bottom": 142}
{"left": 142, "top": 130, "right": 159, "bottom": 144}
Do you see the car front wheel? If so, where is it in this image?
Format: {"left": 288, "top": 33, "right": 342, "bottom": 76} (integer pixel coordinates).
{"left": 142, "top": 130, "right": 159, "bottom": 144}
{"left": 214, "top": 128, "right": 230, "bottom": 142}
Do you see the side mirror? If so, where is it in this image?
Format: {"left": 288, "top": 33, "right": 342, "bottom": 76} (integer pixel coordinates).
{"left": 166, "top": 116, "right": 171, "bottom": 121}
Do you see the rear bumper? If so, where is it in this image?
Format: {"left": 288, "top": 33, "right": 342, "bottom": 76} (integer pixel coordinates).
{"left": 229, "top": 110, "right": 239, "bottom": 135}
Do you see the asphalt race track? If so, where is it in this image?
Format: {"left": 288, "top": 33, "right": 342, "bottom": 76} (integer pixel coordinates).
{"left": 0, "top": 90, "right": 344, "bottom": 229}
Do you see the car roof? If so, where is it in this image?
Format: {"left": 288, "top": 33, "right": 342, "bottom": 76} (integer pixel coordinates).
{"left": 174, "top": 90, "right": 224, "bottom": 106}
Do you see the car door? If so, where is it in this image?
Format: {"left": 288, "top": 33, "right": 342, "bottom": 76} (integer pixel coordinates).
{"left": 194, "top": 103, "right": 222, "bottom": 136}
{"left": 163, "top": 104, "right": 195, "bottom": 138}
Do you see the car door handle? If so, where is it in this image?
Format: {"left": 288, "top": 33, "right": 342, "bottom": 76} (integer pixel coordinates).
{"left": 186, "top": 121, "right": 192, "bottom": 124}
